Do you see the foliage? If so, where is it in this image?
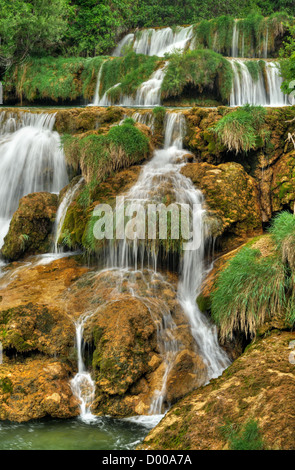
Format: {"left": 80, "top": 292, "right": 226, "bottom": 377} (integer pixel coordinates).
{"left": 0, "top": 0, "right": 70, "bottom": 67}
{"left": 99, "top": 52, "right": 160, "bottom": 102}
{"left": 64, "top": 120, "right": 149, "bottom": 197}
{"left": 211, "top": 212, "right": 295, "bottom": 340}
{"left": 161, "top": 49, "right": 233, "bottom": 104}
{"left": 211, "top": 247, "right": 287, "bottom": 340}
{"left": 0, "top": 1, "right": 293, "bottom": 68}
{"left": 220, "top": 419, "right": 264, "bottom": 450}
{"left": 3, "top": 56, "right": 107, "bottom": 103}
{"left": 212, "top": 105, "right": 269, "bottom": 153}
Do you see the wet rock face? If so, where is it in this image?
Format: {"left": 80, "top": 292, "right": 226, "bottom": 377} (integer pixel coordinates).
{"left": 0, "top": 359, "right": 79, "bottom": 422}
{"left": 272, "top": 151, "right": 295, "bottom": 213}
{"left": 1, "top": 192, "right": 58, "bottom": 261}
{"left": 140, "top": 330, "right": 295, "bottom": 450}
{"left": 181, "top": 161, "right": 262, "bottom": 250}
{"left": 0, "top": 257, "right": 209, "bottom": 421}
{"left": 72, "top": 269, "right": 208, "bottom": 417}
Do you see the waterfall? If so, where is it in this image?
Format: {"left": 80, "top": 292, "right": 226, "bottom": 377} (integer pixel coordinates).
{"left": 0, "top": 111, "right": 68, "bottom": 248}
{"left": 132, "top": 112, "right": 155, "bottom": 132}
{"left": 92, "top": 62, "right": 105, "bottom": 106}
{"left": 96, "top": 64, "right": 166, "bottom": 107}
{"left": 107, "top": 112, "right": 230, "bottom": 381}
{"left": 231, "top": 20, "right": 239, "bottom": 57}
{"left": 0, "top": 82, "right": 3, "bottom": 105}
{"left": 229, "top": 59, "right": 288, "bottom": 107}
{"left": 112, "top": 33, "right": 135, "bottom": 56}
{"left": 52, "top": 177, "right": 84, "bottom": 253}
{"left": 70, "top": 313, "right": 97, "bottom": 422}
{"left": 114, "top": 26, "right": 193, "bottom": 58}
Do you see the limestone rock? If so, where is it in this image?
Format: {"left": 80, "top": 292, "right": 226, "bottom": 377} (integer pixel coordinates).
{"left": 140, "top": 331, "right": 295, "bottom": 450}
{"left": 181, "top": 161, "right": 262, "bottom": 250}
{"left": 1, "top": 192, "right": 58, "bottom": 261}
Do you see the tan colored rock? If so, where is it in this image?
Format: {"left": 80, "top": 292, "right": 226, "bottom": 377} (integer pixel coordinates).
{"left": 140, "top": 331, "right": 295, "bottom": 450}
{"left": 1, "top": 192, "right": 58, "bottom": 261}
{"left": 181, "top": 161, "right": 262, "bottom": 250}
{"left": 0, "top": 358, "right": 79, "bottom": 422}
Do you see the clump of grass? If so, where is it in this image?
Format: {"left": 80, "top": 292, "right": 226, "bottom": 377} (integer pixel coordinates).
{"left": 63, "top": 120, "right": 149, "bottom": 204}
{"left": 220, "top": 419, "right": 264, "bottom": 450}
{"left": 211, "top": 247, "right": 287, "bottom": 341}
{"left": 161, "top": 49, "right": 233, "bottom": 104}
{"left": 212, "top": 104, "right": 269, "bottom": 154}
{"left": 212, "top": 211, "right": 295, "bottom": 339}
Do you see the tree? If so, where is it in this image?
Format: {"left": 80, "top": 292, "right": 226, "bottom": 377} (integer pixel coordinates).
{"left": 0, "top": 0, "right": 70, "bottom": 68}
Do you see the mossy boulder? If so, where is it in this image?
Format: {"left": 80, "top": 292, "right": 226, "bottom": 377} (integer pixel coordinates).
{"left": 0, "top": 303, "right": 75, "bottom": 360}
{"left": 140, "top": 330, "right": 295, "bottom": 450}
{"left": 0, "top": 359, "right": 79, "bottom": 422}
{"left": 272, "top": 150, "right": 295, "bottom": 213}
{"left": 1, "top": 192, "right": 58, "bottom": 261}
{"left": 181, "top": 161, "right": 262, "bottom": 250}
{"left": 78, "top": 269, "right": 207, "bottom": 417}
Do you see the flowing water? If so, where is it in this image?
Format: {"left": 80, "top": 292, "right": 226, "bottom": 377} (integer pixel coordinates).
{"left": 52, "top": 177, "right": 84, "bottom": 253}
{"left": 70, "top": 313, "right": 97, "bottom": 423}
{"left": 113, "top": 26, "right": 194, "bottom": 57}
{"left": 94, "top": 64, "right": 166, "bottom": 107}
{"left": 0, "top": 111, "right": 68, "bottom": 248}
{"left": 229, "top": 59, "right": 288, "bottom": 106}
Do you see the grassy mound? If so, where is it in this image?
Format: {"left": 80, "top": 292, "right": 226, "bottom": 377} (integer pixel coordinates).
{"left": 212, "top": 105, "right": 269, "bottom": 154}
{"left": 211, "top": 212, "right": 295, "bottom": 340}
{"left": 161, "top": 49, "right": 233, "bottom": 104}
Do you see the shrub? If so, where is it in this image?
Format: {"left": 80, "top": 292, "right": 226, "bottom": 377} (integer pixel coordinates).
{"left": 212, "top": 104, "right": 269, "bottom": 153}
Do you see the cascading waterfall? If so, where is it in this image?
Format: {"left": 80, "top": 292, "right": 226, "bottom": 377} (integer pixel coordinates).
{"left": 113, "top": 26, "right": 193, "bottom": 57}
{"left": 131, "top": 112, "right": 155, "bottom": 132}
{"left": 112, "top": 33, "right": 135, "bottom": 57}
{"left": 70, "top": 313, "right": 97, "bottom": 422}
{"left": 94, "top": 64, "right": 166, "bottom": 107}
{"left": 0, "top": 111, "right": 68, "bottom": 248}
{"left": 107, "top": 112, "right": 230, "bottom": 384}
{"left": 52, "top": 177, "right": 84, "bottom": 253}
{"left": 229, "top": 59, "right": 289, "bottom": 106}
{"left": 72, "top": 112, "right": 229, "bottom": 418}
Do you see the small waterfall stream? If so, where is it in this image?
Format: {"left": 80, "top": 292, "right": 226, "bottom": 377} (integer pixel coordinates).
{"left": 0, "top": 111, "right": 68, "bottom": 248}
{"left": 70, "top": 313, "right": 97, "bottom": 422}
{"left": 52, "top": 177, "right": 84, "bottom": 253}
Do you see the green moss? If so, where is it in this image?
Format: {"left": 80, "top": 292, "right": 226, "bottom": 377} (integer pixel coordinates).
{"left": 99, "top": 52, "right": 160, "bottom": 103}
{"left": 161, "top": 49, "right": 233, "bottom": 104}
{"left": 4, "top": 56, "right": 107, "bottom": 103}
{"left": 0, "top": 377, "right": 13, "bottom": 394}
{"left": 220, "top": 419, "right": 265, "bottom": 450}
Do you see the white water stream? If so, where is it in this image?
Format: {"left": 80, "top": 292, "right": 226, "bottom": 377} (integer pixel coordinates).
{"left": 0, "top": 111, "right": 68, "bottom": 249}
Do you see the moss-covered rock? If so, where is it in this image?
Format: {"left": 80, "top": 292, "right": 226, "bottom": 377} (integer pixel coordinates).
{"left": 140, "top": 330, "right": 295, "bottom": 450}
{"left": 181, "top": 161, "right": 262, "bottom": 250}
{"left": 0, "top": 359, "right": 79, "bottom": 422}
{"left": 1, "top": 192, "right": 58, "bottom": 261}
{"left": 272, "top": 150, "right": 295, "bottom": 213}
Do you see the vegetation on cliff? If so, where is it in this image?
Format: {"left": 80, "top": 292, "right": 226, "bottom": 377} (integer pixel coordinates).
{"left": 212, "top": 105, "right": 270, "bottom": 153}
{"left": 161, "top": 49, "right": 233, "bottom": 104}
{"left": 211, "top": 212, "right": 295, "bottom": 340}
